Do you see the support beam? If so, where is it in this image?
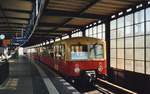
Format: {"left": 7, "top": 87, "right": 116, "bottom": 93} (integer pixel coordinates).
{"left": 39, "top": 23, "right": 83, "bottom": 28}
{"left": 44, "top": 9, "right": 107, "bottom": 19}
{"left": 36, "top": 30, "right": 70, "bottom": 34}
{"left": 1, "top": 8, "right": 31, "bottom": 14}
{"left": 0, "top": 17, "right": 29, "bottom": 21}
{"left": 35, "top": 32, "right": 62, "bottom": 36}
{"left": 32, "top": 35, "right": 55, "bottom": 38}
{"left": 0, "top": 22, "right": 28, "bottom": 25}
{"left": 0, "top": 29, "right": 23, "bottom": 31}
{"left": 51, "top": 0, "right": 100, "bottom": 32}
{"left": 0, "top": 31, "right": 19, "bottom": 34}
{"left": 0, "top": 26, "right": 26, "bottom": 28}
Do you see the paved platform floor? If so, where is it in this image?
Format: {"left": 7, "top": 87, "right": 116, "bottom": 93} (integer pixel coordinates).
{"left": 0, "top": 56, "right": 80, "bottom": 94}
{"left": 0, "top": 56, "right": 49, "bottom": 94}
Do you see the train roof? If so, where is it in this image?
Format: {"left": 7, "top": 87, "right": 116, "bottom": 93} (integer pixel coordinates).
{"left": 54, "top": 37, "right": 105, "bottom": 45}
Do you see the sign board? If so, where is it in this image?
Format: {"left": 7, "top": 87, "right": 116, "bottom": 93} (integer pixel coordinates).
{"left": 12, "top": 37, "right": 27, "bottom": 45}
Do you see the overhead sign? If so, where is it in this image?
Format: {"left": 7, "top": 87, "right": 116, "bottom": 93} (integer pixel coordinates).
{"left": 12, "top": 37, "right": 27, "bottom": 45}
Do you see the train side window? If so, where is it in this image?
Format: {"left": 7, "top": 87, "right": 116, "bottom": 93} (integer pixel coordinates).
{"left": 54, "top": 44, "right": 65, "bottom": 60}
{"left": 54, "top": 45, "right": 58, "bottom": 59}
{"left": 60, "top": 44, "right": 65, "bottom": 59}
{"left": 49, "top": 45, "right": 54, "bottom": 58}
{"left": 42, "top": 47, "right": 47, "bottom": 55}
{"left": 55, "top": 45, "right": 61, "bottom": 59}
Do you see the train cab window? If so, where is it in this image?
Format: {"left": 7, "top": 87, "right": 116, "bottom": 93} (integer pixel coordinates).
{"left": 89, "top": 45, "right": 104, "bottom": 59}
{"left": 71, "top": 45, "right": 88, "bottom": 60}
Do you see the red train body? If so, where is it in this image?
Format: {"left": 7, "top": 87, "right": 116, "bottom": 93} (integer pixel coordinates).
{"left": 32, "top": 37, "right": 107, "bottom": 80}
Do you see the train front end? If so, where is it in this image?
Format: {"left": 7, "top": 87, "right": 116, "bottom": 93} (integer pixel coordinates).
{"left": 66, "top": 42, "right": 107, "bottom": 82}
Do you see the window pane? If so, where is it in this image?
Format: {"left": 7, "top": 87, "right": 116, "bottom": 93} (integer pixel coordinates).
{"left": 93, "top": 26, "right": 97, "bottom": 34}
{"left": 111, "top": 49, "right": 116, "bottom": 58}
{"left": 98, "top": 25, "right": 102, "bottom": 32}
{"left": 135, "top": 23, "right": 144, "bottom": 36}
{"left": 135, "top": 36, "right": 144, "bottom": 48}
{"left": 146, "top": 35, "right": 150, "bottom": 47}
{"left": 117, "top": 49, "right": 124, "bottom": 58}
{"left": 111, "top": 30, "right": 116, "bottom": 39}
{"left": 125, "top": 49, "right": 133, "bottom": 59}
{"left": 125, "top": 37, "right": 133, "bottom": 48}
{"left": 146, "top": 8, "right": 150, "bottom": 21}
{"left": 117, "top": 17, "right": 124, "bottom": 28}
{"left": 125, "top": 26, "right": 133, "bottom": 37}
{"left": 111, "top": 20, "right": 116, "bottom": 30}
{"left": 135, "top": 49, "right": 144, "bottom": 60}
{"left": 135, "top": 10, "right": 144, "bottom": 24}
{"left": 111, "top": 39, "right": 116, "bottom": 48}
{"left": 146, "top": 48, "right": 150, "bottom": 61}
{"left": 135, "top": 61, "right": 144, "bottom": 73}
{"left": 146, "top": 22, "right": 150, "bottom": 34}
{"left": 125, "top": 14, "right": 133, "bottom": 26}
{"left": 146, "top": 62, "right": 150, "bottom": 75}
{"left": 111, "top": 58, "right": 116, "bottom": 68}
{"left": 88, "top": 34, "right": 91, "bottom": 37}
{"left": 125, "top": 60, "right": 133, "bottom": 71}
{"left": 79, "top": 32, "right": 82, "bottom": 36}
{"left": 86, "top": 29, "right": 89, "bottom": 36}
{"left": 102, "top": 32, "right": 105, "bottom": 40}
{"left": 98, "top": 33, "right": 102, "bottom": 39}
{"left": 117, "top": 59, "right": 124, "bottom": 69}
{"left": 93, "top": 34, "right": 97, "bottom": 38}
{"left": 85, "top": 29, "right": 89, "bottom": 36}
{"left": 117, "top": 38, "right": 124, "bottom": 48}
{"left": 103, "top": 24, "right": 105, "bottom": 31}
{"left": 117, "top": 28, "right": 124, "bottom": 38}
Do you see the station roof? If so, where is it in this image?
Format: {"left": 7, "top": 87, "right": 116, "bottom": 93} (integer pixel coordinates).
{"left": 0, "top": 0, "right": 32, "bottom": 39}
{"left": 0, "top": 0, "right": 146, "bottom": 47}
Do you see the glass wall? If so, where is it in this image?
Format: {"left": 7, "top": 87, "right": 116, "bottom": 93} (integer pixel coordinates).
{"left": 85, "top": 24, "right": 105, "bottom": 40}
{"left": 62, "top": 35, "right": 69, "bottom": 40}
{"left": 71, "top": 31, "right": 82, "bottom": 37}
{"left": 146, "top": 7, "right": 150, "bottom": 75}
{"left": 110, "top": 5, "right": 150, "bottom": 75}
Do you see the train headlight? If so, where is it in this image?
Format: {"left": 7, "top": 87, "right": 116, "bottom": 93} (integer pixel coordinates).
{"left": 98, "top": 65, "right": 103, "bottom": 72}
{"left": 74, "top": 67, "right": 80, "bottom": 73}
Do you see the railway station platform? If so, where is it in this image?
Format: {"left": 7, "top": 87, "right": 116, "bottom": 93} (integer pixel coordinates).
{"left": 0, "top": 56, "right": 80, "bottom": 94}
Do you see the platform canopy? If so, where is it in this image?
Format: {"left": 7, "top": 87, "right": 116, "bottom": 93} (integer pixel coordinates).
{"left": 0, "top": 0, "right": 145, "bottom": 47}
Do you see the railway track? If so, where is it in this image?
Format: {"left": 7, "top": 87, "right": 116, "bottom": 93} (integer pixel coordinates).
{"left": 72, "top": 77, "right": 137, "bottom": 94}
{"left": 37, "top": 61, "right": 137, "bottom": 94}
{"left": 93, "top": 78, "right": 137, "bottom": 94}
{"left": 94, "top": 84, "right": 114, "bottom": 94}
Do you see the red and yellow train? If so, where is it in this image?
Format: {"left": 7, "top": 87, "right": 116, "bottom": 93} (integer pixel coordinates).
{"left": 32, "top": 37, "right": 107, "bottom": 82}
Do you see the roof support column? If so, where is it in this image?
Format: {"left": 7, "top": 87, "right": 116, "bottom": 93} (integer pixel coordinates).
{"left": 104, "top": 17, "right": 111, "bottom": 76}
{"left": 68, "top": 33, "right": 72, "bottom": 38}
{"left": 81, "top": 28, "right": 86, "bottom": 37}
